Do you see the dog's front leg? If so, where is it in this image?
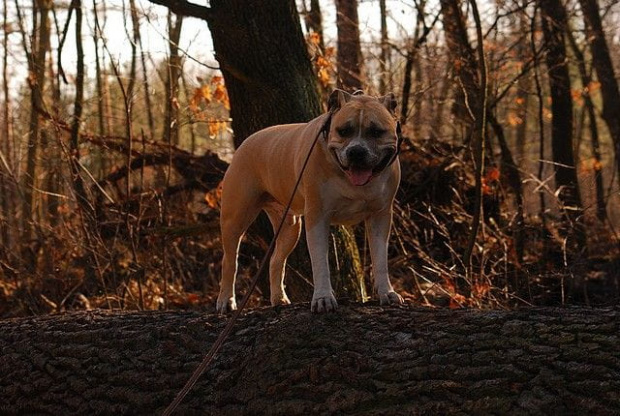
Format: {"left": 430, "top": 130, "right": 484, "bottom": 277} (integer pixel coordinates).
{"left": 366, "top": 209, "right": 404, "bottom": 305}
{"left": 305, "top": 214, "right": 338, "bottom": 312}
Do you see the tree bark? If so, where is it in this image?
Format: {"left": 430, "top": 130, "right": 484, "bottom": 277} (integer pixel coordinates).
{"left": 1, "top": 304, "right": 619, "bottom": 415}
{"left": 0, "top": 0, "right": 14, "bottom": 249}
{"left": 566, "top": 22, "right": 607, "bottom": 222}
{"left": 303, "top": 0, "right": 324, "bottom": 49}
{"left": 378, "top": 0, "right": 389, "bottom": 94}
{"left": 162, "top": 12, "right": 183, "bottom": 146}
{"left": 335, "top": 0, "right": 365, "bottom": 91}
{"left": 578, "top": 0, "right": 620, "bottom": 183}
{"left": 22, "top": 0, "right": 52, "bottom": 240}
{"left": 440, "top": 0, "right": 480, "bottom": 135}
{"left": 539, "top": 0, "right": 585, "bottom": 250}
{"left": 206, "top": 0, "right": 322, "bottom": 148}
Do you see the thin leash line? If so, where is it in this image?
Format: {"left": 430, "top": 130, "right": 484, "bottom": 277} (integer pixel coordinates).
{"left": 162, "top": 118, "right": 329, "bottom": 416}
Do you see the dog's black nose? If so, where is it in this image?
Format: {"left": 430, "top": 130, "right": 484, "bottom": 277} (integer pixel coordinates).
{"left": 346, "top": 145, "right": 368, "bottom": 164}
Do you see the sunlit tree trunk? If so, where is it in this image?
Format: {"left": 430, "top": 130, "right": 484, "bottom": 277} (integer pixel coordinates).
{"left": 335, "top": 0, "right": 364, "bottom": 91}
{"left": 378, "top": 0, "right": 390, "bottom": 94}
{"left": 45, "top": 52, "right": 60, "bottom": 228}
{"left": 162, "top": 12, "right": 183, "bottom": 146}
{"left": 1, "top": 0, "right": 14, "bottom": 249}
{"left": 92, "top": 0, "right": 109, "bottom": 177}
{"left": 69, "top": 0, "right": 90, "bottom": 215}
{"left": 22, "top": 0, "right": 52, "bottom": 240}
{"left": 139, "top": 30, "right": 155, "bottom": 141}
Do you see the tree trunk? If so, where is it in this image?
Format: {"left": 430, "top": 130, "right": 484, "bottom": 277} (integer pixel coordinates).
{"left": 23, "top": 0, "right": 52, "bottom": 241}
{"left": 462, "top": 0, "right": 487, "bottom": 275}
{"left": 303, "top": 0, "right": 324, "bottom": 49}
{"left": 539, "top": 0, "right": 585, "bottom": 251}
{"left": 335, "top": 0, "right": 365, "bottom": 91}
{"left": 514, "top": 1, "right": 530, "bottom": 166}
{"left": 440, "top": 0, "right": 480, "bottom": 136}
{"left": 578, "top": 0, "right": 620, "bottom": 183}
{"left": 378, "top": 0, "right": 389, "bottom": 94}
{"left": 69, "top": 0, "right": 91, "bottom": 218}
{"left": 400, "top": 0, "right": 427, "bottom": 130}
{"left": 92, "top": 0, "right": 109, "bottom": 176}
{"left": 1, "top": 305, "right": 619, "bottom": 415}
{"left": 566, "top": 22, "right": 607, "bottom": 222}
{"left": 162, "top": 12, "right": 183, "bottom": 146}
{"left": 206, "top": 0, "right": 322, "bottom": 148}
{"left": 0, "top": 0, "right": 13, "bottom": 249}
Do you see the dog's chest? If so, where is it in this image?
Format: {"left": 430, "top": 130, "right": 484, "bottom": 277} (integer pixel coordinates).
{"left": 327, "top": 190, "right": 388, "bottom": 225}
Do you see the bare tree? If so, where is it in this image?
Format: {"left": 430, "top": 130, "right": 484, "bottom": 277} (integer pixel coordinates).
{"left": 303, "top": 0, "right": 324, "bottom": 49}
{"left": 20, "top": 0, "right": 52, "bottom": 240}
{"left": 335, "top": 0, "right": 365, "bottom": 91}
{"left": 378, "top": 0, "right": 390, "bottom": 94}
{"left": 539, "top": 0, "right": 585, "bottom": 250}
{"left": 578, "top": 0, "right": 620, "bottom": 185}
{"left": 1, "top": 0, "right": 14, "bottom": 249}
{"left": 91, "top": 0, "right": 110, "bottom": 175}
{"left": 566, "top": 22, "right": 607, "bottom": 222}
{"left": 162, "top": 12, "right": 184, "bottom": 146}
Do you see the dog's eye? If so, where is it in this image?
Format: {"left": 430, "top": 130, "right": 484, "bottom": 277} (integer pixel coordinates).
{"left": 337, "top": 126, "right": 354, "bottom": 137}
{"left": 367, "top": 126, "right": 387, "bottom": 139}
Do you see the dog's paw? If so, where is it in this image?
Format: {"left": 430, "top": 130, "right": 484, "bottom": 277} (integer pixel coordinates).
{"left": 379, "top": 290, "right": 404, "bottom": 306}
{"left": 216, "top": 296, "right": 237, "bottom": 314}
{"left": 270, "top": 293, "right": 291, "bottom": 307}
{"left": 311, "top": 293, "right": 338, "bottom": 313}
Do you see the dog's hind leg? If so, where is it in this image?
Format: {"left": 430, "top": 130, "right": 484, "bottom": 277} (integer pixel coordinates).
{"left": 264, "top": 204, "right": 302, "bottom": 306}
{"left": 216, "top": 183, "right": 263, "bottom": 314}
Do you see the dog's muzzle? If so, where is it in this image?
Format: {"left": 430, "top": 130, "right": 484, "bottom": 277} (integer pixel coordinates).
{"left": 334, "top": 146, "right": 396, "bottom": 186}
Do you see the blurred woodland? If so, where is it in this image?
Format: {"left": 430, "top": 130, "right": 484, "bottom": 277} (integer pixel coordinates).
{"left": 1, "top": 0, "right": 619, "bottom": 318}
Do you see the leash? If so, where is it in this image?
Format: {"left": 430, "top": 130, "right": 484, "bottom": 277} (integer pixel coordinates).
{"left": 162, "top": 116, "right": 330, "bottom": 416}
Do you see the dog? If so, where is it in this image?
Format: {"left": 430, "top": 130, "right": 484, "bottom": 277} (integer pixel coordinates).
{"left": 216, "top": 89, "right": 404, "bottom": 313}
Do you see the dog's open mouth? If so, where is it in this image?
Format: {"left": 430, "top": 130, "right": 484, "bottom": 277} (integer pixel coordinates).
{"left": 345, "top": 167, "right": 374, "bottom": 186}
{"left": 333, "top": 148, "right": 396, "bottom": 187}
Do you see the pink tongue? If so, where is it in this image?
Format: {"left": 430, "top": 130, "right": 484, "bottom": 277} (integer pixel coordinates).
{"left": 346, "top": 168, "right": 373, "bottom": 186}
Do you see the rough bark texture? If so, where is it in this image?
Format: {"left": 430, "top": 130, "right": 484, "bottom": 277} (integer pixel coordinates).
{"left": 440, "top": 0, "right": 479, "bottom": 130}
{"left": 539, "top": 0, "right": 585, "bottom": 245}
{"left": 335, "top": 0, "right": 365, "bottom": 91}
{"left": 207, "top": 0, "right": 322, "bottom": 148}
{"left": 1, "top": 304, "right": 619, "bottom": 415}
{"left": 578, "top": 0, "right": 620, "bottom": 182}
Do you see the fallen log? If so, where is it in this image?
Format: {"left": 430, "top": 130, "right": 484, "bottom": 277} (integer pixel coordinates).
{"left": 1, "top": 303, "right": 619, "bottom": 415}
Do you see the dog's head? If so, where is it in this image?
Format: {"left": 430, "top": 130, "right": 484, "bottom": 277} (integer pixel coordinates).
{"left": 325, "top": 89, "right": 399, "bottom": 186}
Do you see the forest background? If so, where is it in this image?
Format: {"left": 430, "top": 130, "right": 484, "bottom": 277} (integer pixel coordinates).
{"left": 1, "top": 0, "right": 619, "bottom": 318}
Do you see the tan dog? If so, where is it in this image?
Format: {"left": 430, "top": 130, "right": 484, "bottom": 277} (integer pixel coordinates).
{"left": 216, "top": 89, "right": 404, "bottom": 313}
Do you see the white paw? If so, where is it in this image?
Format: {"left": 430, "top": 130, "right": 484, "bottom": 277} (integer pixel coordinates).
{"left": 311, "top": 293, "right": 338, "bottom": 313}
{"left": 379, "top": 290, "right": 404, "bottom": 306}
{"left": 216, "top": 295, "right": 237, "bottom": 314}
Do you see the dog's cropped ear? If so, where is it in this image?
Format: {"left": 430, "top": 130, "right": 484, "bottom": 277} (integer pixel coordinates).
{"left": 380, "top": 93, "right": 398, "bottom": 115}
{"left": 328, "top": 89, "right": 352, "bottom": 113}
